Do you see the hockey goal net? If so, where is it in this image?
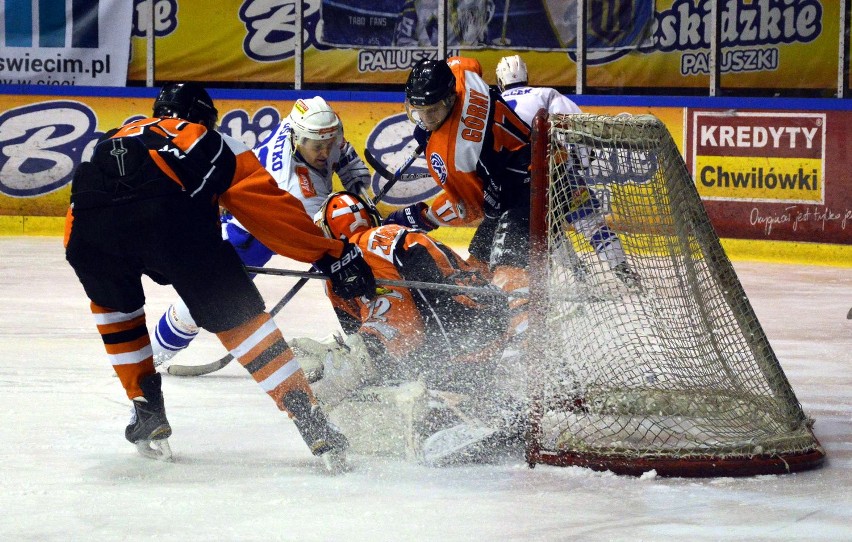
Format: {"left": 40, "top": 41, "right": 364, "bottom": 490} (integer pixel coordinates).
{"left": 525, "top": 111, "right": 824, "bottom": 477}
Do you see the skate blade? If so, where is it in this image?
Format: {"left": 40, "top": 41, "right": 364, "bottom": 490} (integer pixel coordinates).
{"left": 135, "top": 438, "right": 173, "bottom": 461}
{"left": 321, "top": 450, "right": 350, "bottom": 474}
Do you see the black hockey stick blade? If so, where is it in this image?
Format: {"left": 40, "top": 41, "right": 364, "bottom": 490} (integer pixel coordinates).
{"left": 167, "top": 276, "right": 310, "bottom": 377}
{"left": 364, "top": 144, "right": 424, "bottom": 204}
{"left": 364, "top": 147, "right": 394, "bottom": 181}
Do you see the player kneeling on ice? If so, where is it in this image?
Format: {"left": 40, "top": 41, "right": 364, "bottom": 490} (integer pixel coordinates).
{"left": 290, "top": 191, "right": 524, "bottom": 465}
{"left": 65, "top": 83, "right": 373, "bottom": 471}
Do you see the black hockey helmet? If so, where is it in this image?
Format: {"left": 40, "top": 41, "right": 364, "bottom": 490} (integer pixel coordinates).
{"left": 405, "top": 59, "right": 456, "bottom": 107}
{"left": 153, "top": 82, "right": 218, "bottom": 130}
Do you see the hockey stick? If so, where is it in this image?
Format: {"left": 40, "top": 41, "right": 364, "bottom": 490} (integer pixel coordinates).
{"left": 364, "top": 144, "right": 424, "bottom": 205}
{"left": 166, "top": 276, "right": 310, "bottom": 377}
{"left": 245, "top": 266, "right": 521, "bottom": 298}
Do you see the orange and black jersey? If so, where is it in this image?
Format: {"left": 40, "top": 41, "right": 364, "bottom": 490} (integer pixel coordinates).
{"left": 68, "top": 116, "right": 343, "bottom": 263}
{"left": 325, "top": 224, "right": 506, "bottom": 362}
{"left": 423, "top": 61, "right": 532, "bottom": 226}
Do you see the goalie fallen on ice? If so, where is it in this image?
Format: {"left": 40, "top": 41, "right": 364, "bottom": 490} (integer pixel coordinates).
{"left": 296, "top": 191, "right": 524, "bottom": 465}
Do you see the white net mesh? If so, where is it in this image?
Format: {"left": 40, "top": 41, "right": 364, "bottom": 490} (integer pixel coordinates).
{"left": 527, "top": 113, "right": 823, "bottom": 475}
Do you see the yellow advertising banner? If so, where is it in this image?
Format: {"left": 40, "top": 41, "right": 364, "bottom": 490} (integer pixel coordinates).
{"left": 695, "top": 155, "right": 823, "bottom": 202}
{"left": 1, "top": 88, "right": 848, "bottom": 249}
{"left": 0, "top": 90, "right": 681, "bottom": 219}
{"left": 129, "top": 1, "right": 841, "bottom": 91}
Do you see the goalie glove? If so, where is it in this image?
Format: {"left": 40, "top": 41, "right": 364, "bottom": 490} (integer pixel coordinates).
{"left": 314, "top": 240, "right": 377, "bottom": 300}
{"left": 383, "top": 202, "right": 438, "bottom": 231}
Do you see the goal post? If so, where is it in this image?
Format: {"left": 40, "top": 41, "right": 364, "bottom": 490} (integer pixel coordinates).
{"left": 525, "top": 110, "right": 825, "bottom": 477}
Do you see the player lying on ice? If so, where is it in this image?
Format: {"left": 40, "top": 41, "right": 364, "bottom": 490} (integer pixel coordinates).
{"left": 151, "top": 95, "right": 371, "bottom": 366}
{"left": 65, "top": 83, "right": 373, "bottom": 471}
{"left": 289, "top": 191, "right": 526, "bottom": 466}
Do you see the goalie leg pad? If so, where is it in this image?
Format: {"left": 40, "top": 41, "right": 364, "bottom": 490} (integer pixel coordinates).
{"left": 289, "top": 333, "right": 376, "bottom": 408}
{"left": 326, "top": 381, "right": 430, "bottom": 461}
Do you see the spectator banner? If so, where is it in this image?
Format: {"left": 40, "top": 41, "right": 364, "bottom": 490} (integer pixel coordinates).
{"left": 1, "top": 0, "right": 133, "bottom": 86}
{"left": 129, "top": 0, "right": 838, "bottom": 91}
{"left": 686, "top": 109, "right": 851, "bottom": 245}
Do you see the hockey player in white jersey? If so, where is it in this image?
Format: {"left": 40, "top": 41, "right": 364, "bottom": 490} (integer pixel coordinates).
{"left": 152, "top": 97, "right": 371, "bottom": 366}
{"left": 496, "top": 54, "right": 583, "bottom": 123}
{"left": 496, "top": 55, "right": 640, "bottom": 286}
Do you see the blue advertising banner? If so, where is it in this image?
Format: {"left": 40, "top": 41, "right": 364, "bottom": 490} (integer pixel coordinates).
{"left": 0, "top": 0, "right": 133, "bottom": 86}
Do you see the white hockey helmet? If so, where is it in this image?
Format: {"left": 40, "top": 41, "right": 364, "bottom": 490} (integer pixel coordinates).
{"left": 289, "top": 96, "right": 342, "bottom": 145}
{"left": 495, "top": 55, "right": 528, "bottom": 92}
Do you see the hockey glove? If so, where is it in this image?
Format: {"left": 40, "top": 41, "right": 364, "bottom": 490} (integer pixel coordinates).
{"left": 413, "top": 125, "right": 431, "bottom": 148}
{"left": 342, "top": 177, "right": 369, "bottom": 196}
{"left": 314, "top": 240, "right": 377, "bottom": 300}
{"left": 383, "top": 202, "right": 437, "bottom": 232}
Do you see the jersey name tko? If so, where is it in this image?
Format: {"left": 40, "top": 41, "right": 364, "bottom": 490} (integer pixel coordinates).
{"left": 254, "top": 120, "right": 369, "bottom": 217}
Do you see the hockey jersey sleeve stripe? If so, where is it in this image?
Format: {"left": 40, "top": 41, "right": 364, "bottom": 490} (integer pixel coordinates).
{"left": 148, "top": 150, "right": 185, "bottom": 188}
{"left": 219, "top": 162, "right": 343, "bottom": 262}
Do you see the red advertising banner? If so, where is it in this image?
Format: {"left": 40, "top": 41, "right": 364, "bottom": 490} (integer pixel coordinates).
{"left": 686, "top": 110, "right": 851, "bottom": 245}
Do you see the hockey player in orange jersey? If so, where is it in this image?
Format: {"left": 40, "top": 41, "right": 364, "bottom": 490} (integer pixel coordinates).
{"left": 64, "top": 83, "right": 374, "bottom": 470}
{"left": 383, "top": 57, "right": 535, "bottom": 333}
{"left": 291, "top": 191, "right": 517, "bottom": 464}
{"left": 314, "top": 191, "right": 507, "bottom": 386}
{"left": 386, "top": 57, "right": 641, "bottom": 326}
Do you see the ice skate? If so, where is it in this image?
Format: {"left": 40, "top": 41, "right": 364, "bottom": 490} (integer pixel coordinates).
{"left": 282, "top": 390, "right": 350, "bottom": 473}
{"left": 125, "top": 373, "right": 173, "bottom": 461}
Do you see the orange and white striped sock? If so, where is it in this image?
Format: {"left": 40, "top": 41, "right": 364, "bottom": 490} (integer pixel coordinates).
{"left": 91, "top": 302, "right": 154, "bottom": 400}
{"left": 215, "top": 313, "right": 314, "bottom": 415}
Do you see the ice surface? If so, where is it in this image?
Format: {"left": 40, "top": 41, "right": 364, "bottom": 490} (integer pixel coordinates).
{"left": 0, "top": 237, "right": 849, "bottom": 541}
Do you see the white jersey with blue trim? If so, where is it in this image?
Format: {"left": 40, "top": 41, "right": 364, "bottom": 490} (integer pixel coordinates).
{"left": 500, "top": 86, "right": 582, "bottom": 126}
{"left": 253, "top": 116, "right": 370, "bottom": 217}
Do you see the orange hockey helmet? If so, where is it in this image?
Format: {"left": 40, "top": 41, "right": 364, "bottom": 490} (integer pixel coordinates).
{"left": 315, "top": 191, "right": 381, "bottom": 240}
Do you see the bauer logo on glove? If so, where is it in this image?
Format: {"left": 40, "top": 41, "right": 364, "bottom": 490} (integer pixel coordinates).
{"left": 314, "top": 240, "right": 377, "bottom": 300}
{"left": 383, "top": 202, "right": 438, "bottom": 231}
